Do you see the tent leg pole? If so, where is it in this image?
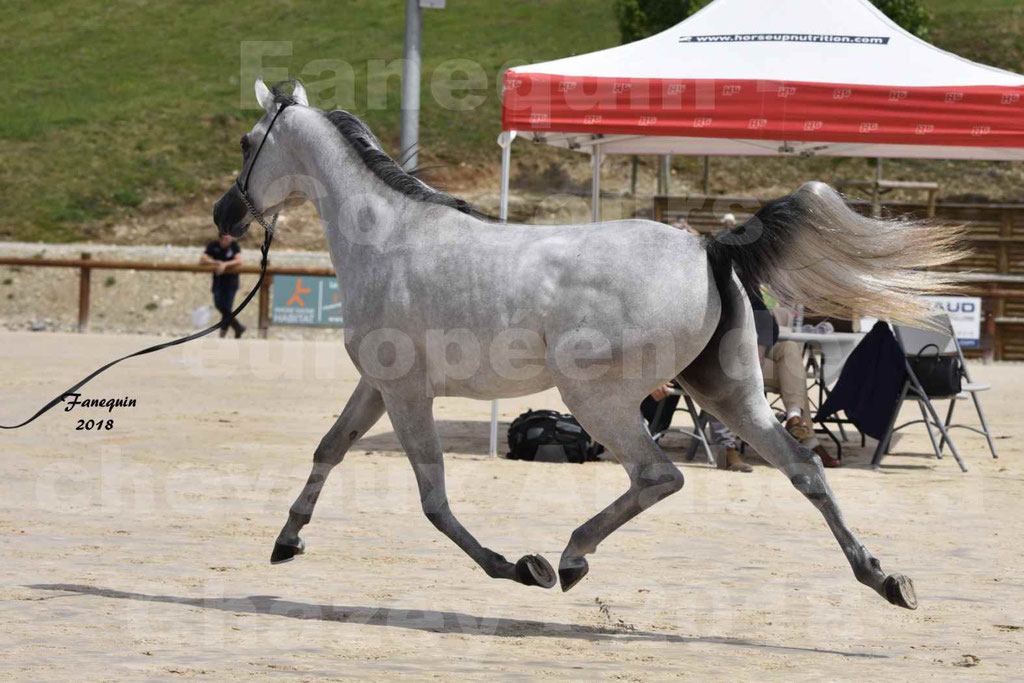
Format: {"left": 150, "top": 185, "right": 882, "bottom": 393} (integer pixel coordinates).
{"left": 490, "top": 133, "right": 514, "bottom": 458}
{"left": 490, "top": 400, "right": 500, "bottom": 458}
{"left": 872, "top": 157, "right": 883, "bottom": 218}
{"left": 592, "top": 145, "right": 602, "bottom": 222}
{"left": 499, "top": 138, "right": 511, "bottom": 222}
{"left": 702, "top": 155, "right": 710, "bottom": 195}
{"left": 659, "top": 154, "right": 671, "bottom": 196}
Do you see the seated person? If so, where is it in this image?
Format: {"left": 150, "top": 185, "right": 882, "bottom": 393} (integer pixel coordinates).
{"left": 641, "top": 383, "right": 753, "bottom": 472}
{"left": 763, "top": 338, "right": 840, "bottom": 467}
{"left": 762, "top": 299, "right": 839, "bottom": 467}
{"left": 642, "top": 289, "right": 840, "bottom": 469}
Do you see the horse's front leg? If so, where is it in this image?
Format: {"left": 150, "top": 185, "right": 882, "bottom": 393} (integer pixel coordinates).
{"left": 271, "top": 377, "right": 385, "bottom": 564}
{"left": 383, "top": 392, "right": 556, "bottom": 589}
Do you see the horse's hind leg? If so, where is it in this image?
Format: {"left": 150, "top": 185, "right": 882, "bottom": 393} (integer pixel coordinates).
{"left": 678, "top": 294, "right": 916, "bottom": 609}
{"left": 383, "top": 393, "right": 556, "bottom": 589}
{"left": 271, "top": 377, "right": 385, "bottom": 564}
{"left": 554, "top": 387, "right": 685, "bottom": 592}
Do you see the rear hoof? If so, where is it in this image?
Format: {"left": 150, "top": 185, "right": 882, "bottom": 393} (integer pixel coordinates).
{"left": 515, "top": 554, "right": 556, "bottom": 589}
{"left": 270, "top": 537, "right": 306, "bottom": 565}
{"left": 558, "top": 558, "right": 590, "bottom": 592}
{"left": 883, "top": 573, "right": 917, "bottom": 610}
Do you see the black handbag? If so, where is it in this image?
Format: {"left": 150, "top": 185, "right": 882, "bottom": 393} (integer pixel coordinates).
{"left": 907, "top": 343, "right": 962, "bottom": 397}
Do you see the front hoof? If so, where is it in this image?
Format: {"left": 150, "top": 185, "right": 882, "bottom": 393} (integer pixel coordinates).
{"left": 883, "top": 573, "right": 917, "bottom": 610}
{"left": 515, "top": 554, "right": 556, "bottom": 589}
{"left": 558, "top": 557, "right": 589, "bottom": 592}
{"left": 270, "top": 537, "right": 306, "bottom": 565}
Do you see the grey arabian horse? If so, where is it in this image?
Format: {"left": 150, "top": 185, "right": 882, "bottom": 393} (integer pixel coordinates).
{"left": 213, "top": 78, "right": 963, "bottom": 609}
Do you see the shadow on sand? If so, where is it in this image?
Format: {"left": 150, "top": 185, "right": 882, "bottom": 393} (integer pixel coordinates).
{"left": 27, "top": 583, "right": 885, "bottom": 659}
{"left": 357, "top": 419, "right": 494, "bottom": 456}
{"left": 357, "top": 420, "right": 935, "bottom": 473}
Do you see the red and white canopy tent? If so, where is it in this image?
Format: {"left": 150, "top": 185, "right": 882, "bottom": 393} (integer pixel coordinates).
{"left": 487, "top": 0, "right": 1024, "bottom": 454}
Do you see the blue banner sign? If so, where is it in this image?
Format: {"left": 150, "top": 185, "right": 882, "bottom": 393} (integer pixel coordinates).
{"left": 272, "top": 275, "right": 344, "bottom": 327}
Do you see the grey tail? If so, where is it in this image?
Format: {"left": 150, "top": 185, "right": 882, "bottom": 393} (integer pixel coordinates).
{"left": 705, "top": 181, "right": 968, "bottom": 326}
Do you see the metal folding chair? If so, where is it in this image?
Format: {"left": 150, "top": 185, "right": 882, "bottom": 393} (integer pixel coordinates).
{"left": 804, "top": 347, "right": 865, "bottom": 448}
{"left": 934, "top": 316, "right": 999, "bottom": 461}
{"left": 648, "top": 385, "right": 716, "bottom": 465}
{"left": 872, "top": 314, "right": 997, "bottom": 472}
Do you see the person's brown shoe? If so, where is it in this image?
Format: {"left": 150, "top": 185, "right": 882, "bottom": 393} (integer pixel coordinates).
{"left": 786, "top": 417, "right": 840, "bottom": 467}
{"left": 785, "top": 416, "right": 815, "bottom": 442}
{"left": 813, "top": 444, "right": 842, "bottom": 468}
{"left": 719, "top": 447, "right": 753, "bottom": 472}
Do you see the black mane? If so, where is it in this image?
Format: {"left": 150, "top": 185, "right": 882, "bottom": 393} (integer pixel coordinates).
{"left": 271, "top": 83, "right": 484, "bottom": 219}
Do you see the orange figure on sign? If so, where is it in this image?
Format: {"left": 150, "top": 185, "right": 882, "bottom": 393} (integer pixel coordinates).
{"left": 286, "top": 278, "right": 312, "bottom": 307}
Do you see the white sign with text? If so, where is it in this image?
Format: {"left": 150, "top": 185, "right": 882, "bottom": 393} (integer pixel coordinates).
{"left": 923, "top": 296, "right": 982, "bottom": 348}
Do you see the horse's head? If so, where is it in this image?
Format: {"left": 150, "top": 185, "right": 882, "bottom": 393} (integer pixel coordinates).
{"left": 213, "top": 78, "right": 310, "bottom": 237}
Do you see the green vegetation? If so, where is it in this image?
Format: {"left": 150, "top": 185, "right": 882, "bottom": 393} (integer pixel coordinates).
{"left": 0, "top": 0, "right": 618, "bottom": 241}
{"left": 0, "top": 0, "right": 1021, "bottom": 242}
{"left": 875, "top": 0, "right": 932, "bottom": 38}
{"left": 612, "top": 0, "right": 932, "bottom": 42}
{"left": 613, "top": 0, "right": 710, "bottom": 42}
{"left": 926, "top": 0, "right": 1024, "bottom": 79}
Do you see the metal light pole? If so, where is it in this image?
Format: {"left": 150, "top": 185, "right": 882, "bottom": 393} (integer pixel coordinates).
{"left": 400, "top": 0, "right": 423, "bottom": 171}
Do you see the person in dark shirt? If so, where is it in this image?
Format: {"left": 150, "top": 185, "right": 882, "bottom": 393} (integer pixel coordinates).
{"left": 200, "top": 234, "right": 245, "bottom": 338}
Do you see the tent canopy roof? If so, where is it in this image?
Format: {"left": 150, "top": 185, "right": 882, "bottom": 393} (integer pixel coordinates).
{"left": 501, "top": 0, "right": 1024, "bottom": 159}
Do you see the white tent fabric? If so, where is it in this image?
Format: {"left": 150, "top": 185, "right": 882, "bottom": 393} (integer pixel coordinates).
{"left": 513, "top": 0, "right": 1024, "bottom": 85}
{"left": 501, "top": 0, "right": 1024, "bottom": 159}
{"left": 487, "top": 0, "right": 1024, "bottom": 456}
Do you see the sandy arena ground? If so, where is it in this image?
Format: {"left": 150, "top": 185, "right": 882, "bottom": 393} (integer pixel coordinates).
{"left": 1, "top": 331, "right": 1022, "bottom": 680}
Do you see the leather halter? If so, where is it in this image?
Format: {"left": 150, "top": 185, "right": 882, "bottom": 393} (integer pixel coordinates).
{"left": 235, "top": 99, "right": 291, "bottom": 235}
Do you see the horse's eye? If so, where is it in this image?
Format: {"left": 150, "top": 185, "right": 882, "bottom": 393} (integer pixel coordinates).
{"left": 240, "top": 135, "right": 251, "bottom": 154}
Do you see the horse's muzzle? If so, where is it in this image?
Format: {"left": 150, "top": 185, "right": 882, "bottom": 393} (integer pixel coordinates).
{"left": 213, "top": 184, "right": 251, "bottom": 237}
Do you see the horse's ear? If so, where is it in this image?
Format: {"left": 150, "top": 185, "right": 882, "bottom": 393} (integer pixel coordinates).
{"left": 292, "top": 81, "right": 309, "bottom": 106}
{"left": 254, "top": 77, "right": 274, "bottom": 114}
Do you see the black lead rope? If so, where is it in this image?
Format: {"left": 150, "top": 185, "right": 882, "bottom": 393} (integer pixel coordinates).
{"left": 0, "top": 228, "right": 274, "bottom": 430}
{"left": 1, "top": 100, "right": 291, "bottom": 430}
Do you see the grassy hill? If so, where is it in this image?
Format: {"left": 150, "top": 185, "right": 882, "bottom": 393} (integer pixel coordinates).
{"left": 0, "top": 0, "right": 1021, "bottom": 242}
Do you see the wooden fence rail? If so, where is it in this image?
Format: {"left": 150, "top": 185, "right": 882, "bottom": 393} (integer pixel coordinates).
{"left": 653, "top": 195, "right": 1024, "bottom": 360}
{"left": 0, "top": 254, "right": 335, "bottom": 338}
{"left": 3, "top": 253, "right": 1024, "bottom": 350}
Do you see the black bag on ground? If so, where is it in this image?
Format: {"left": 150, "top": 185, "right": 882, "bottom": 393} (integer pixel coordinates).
{"left": 506, "top": 409, "right": 603, "bottom": 463}
{"left": 907, "top": 343, "right": 962, "bottom": 397}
